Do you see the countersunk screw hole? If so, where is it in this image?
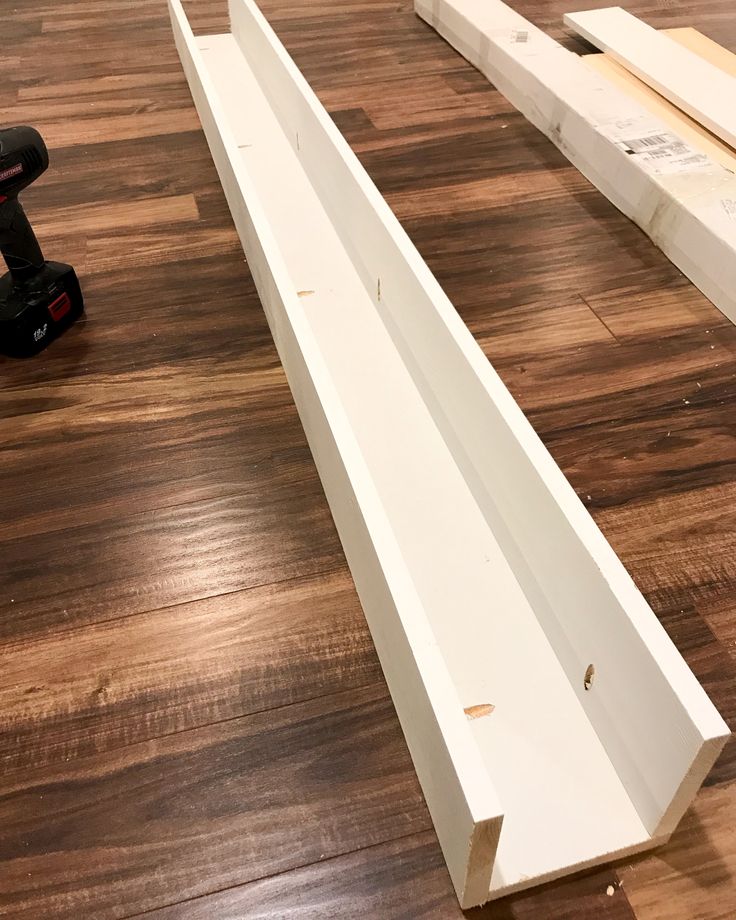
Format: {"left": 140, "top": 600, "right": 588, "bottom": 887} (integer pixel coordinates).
{"left": 584, "top": 663, "right": 595, "bottom": 690}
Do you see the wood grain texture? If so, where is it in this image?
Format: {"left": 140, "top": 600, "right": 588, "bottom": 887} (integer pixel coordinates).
{"left": 619, "top": 782, "right": 736, "bottom": 920}
{"left": 0, "top": 685, "right": 430, "bottom": 920}
{"left": 0, "top": 572, "right": 383, "bottom": 777}
{"left": 0, "top": 0, "right": 734, "bottom": 916}
{"left": 0, "top": 477, "right": 345, "bottom": 641}
{"left": 140, "top": 831, "right": 636, "bottom": 920}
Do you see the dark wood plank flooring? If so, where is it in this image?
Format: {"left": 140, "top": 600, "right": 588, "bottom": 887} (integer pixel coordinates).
{"left": 1, "top": 0, "right": 734, "bottom": 917}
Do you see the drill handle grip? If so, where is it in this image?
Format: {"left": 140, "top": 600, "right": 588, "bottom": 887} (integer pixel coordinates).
{"left": 0, "top": 198, "right": 45, "bottom": 282}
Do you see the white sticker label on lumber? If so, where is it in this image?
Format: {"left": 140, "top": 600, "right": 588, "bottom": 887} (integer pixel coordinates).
{"left": 564, "top": 7, "right": 736, "bottom": 150}
{"left": 170, "top": 0, "right": 730, "bottom": 906}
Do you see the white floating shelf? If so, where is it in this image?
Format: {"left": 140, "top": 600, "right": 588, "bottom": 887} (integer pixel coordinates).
{"left": 169, "top": 0, "right": 730, "bottom": 906}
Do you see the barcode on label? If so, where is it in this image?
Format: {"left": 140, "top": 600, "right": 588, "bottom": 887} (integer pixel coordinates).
{"left": 643, "top": 146, "right": 688, "bottom": 159}
{"left": 598, "top": 120, "right": 711, "bottom": 174}
{"left": 512, "top": 29, "right": 529, "bottom": 42}
{"left": 622, "top": 134, "right": 672, "bottom": 152}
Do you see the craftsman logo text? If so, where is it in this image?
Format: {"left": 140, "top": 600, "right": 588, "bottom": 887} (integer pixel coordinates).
{"left": 0, "top": 163, "right": 23, "bottom": 183}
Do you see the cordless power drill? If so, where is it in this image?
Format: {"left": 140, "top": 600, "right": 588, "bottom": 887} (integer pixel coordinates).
{"left": 0, "top": 126, "right": 84, "bottom": 356}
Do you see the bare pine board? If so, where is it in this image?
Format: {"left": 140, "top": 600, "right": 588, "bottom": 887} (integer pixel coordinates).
{"left": 564, "top": 8, "right": 736, "bottom": 150}
{"left": 583, "top": 26, "right": 736, "bottom": 172}
{"left": 666, "top": 26, "right": 736, "bottom": 79}
{"left": 582, "top": 55, "right": 736, "bottom": 173}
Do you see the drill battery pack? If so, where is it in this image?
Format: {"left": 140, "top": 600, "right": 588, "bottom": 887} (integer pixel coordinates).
{"left": 0, "top": 261, "right": 84, "bottom": 357}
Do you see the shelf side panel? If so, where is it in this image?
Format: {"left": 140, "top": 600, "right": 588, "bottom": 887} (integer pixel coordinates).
{"left": 167, "top": 0, "right": 502, "bottom": 906}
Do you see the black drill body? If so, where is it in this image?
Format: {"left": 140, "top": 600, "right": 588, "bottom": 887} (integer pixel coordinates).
{"left": 0, "top": 126, "right": 83, "bottom": 356}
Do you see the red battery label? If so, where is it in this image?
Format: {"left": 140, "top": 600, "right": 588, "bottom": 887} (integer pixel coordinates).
{"left": 48, "top": 292, "right": 71, "bottom": 321}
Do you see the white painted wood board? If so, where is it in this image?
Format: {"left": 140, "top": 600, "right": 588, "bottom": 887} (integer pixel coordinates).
{"left": 170, "top": 0, "right": 730, "bottom": 905}
{"left": 564, "top": 7, "right": 736, "bottom": 150}
{"left": 415, "top": 0, "right": 736, "bottom": 327}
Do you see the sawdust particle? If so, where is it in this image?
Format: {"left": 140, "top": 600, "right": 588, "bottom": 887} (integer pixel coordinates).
{"left": 464, "top": 703, "right": 495, "bottom": 720}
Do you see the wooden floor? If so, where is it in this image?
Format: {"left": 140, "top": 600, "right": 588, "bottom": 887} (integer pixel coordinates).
{"left": 1, "top": 0, "right": 735, "bottom": 916}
